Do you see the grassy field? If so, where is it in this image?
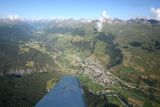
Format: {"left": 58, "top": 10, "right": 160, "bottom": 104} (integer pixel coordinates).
{"left": 79, "top": 74, "right": 104, "bottom": 92}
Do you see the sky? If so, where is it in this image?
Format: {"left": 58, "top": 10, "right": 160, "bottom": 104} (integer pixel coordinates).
{"left": 0, "top": 0, "right": 160, "bottom": 20}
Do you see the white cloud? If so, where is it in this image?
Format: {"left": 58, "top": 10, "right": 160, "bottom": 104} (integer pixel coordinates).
{"left": 96, "top": 10, "right": 110, "bottom": 32}
{"left": 102, "top": 10, "right": 109, "bottom": 19}
{"left": 97, "top": 20, "right": 103, "bottom": 32}
{"left": 9, "top": 14, "right": 19, "bottom": 20}
{"left": 151, "top": 8, "right": 160, "bottom": 20}
{"left": 51, "top": 16, "right": 57, "bottom": 20}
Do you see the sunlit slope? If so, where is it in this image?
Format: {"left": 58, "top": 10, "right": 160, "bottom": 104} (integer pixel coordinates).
{"left": 103, "top": 23, "right": 160, "bottom": 88}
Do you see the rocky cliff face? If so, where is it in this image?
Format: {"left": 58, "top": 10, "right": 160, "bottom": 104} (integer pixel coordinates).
{"left": 2, "top": 65, "right": 54, "bottom": 76}
{"left": 7, "top": 68, "right": 46, "bottom": 76}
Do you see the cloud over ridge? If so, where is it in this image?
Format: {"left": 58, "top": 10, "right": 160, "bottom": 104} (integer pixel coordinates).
{"left": 151, "top": 8, "right": 160, "bottom": 20}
